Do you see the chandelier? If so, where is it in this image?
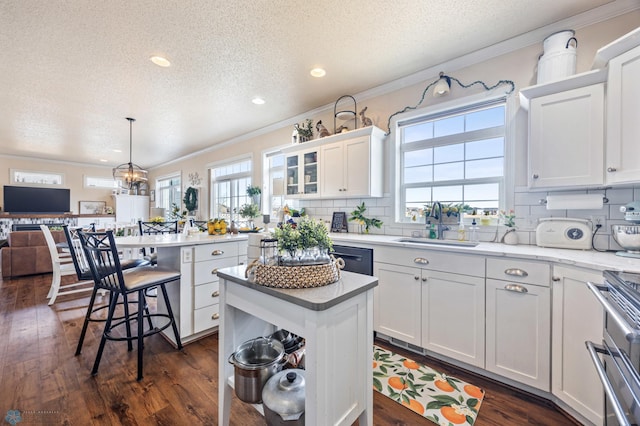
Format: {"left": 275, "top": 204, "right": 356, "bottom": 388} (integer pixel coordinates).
{"left": 113, "top": 117, "right": 148, "bottom": 190}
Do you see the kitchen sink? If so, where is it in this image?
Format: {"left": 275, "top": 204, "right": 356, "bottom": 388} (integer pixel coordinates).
{"left": 394, "top": 238, "right": 479, "bottom": 247}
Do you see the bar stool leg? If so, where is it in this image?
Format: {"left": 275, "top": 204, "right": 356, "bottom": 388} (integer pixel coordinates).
{"left": 75, "top": 285, "right": 100, "bottom": 355}
{"left": 160, "top": 283, "right": 183, "bottom": 350}
{"left": 91, "top": 292, "right": 119, "bottom": 376}
{"left": 137, "top": 289, "right": 145, "bottom": 381}
{"left": 122, "top": 293, "right": 133, "bottom": 351}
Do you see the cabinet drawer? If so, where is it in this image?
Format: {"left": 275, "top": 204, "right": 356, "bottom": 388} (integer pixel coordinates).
{"left": 194, "top": 242, "right": 239, "bottom": 262}
{"left": 194, "top": 281, "right": 220, "bottom": 310}
{"left": 193, "top": 303, "right": 220, "bottom": 334}
{"left": 194, "top": 256, "right": 239, "bottom": 285}
{"left": 375, "top": 245, "right": 485, "bottom": 276}
{"left": 486, "top": 258, "right": 550, "bottom": 287}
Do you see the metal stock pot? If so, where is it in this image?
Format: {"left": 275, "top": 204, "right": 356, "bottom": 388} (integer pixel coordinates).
{"left": 228, "top": 336, "right": 285, "bottom": 403}
{"left": 262, "top": 369, "right": 306, "bottom": 426}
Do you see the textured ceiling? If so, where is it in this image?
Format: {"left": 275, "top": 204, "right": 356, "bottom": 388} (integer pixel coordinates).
{"left": 0, "top": 0, "right": 618, "bottom": 168}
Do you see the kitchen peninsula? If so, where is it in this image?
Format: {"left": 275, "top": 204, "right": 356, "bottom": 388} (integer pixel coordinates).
{"left": 217, "top": 266, "right": 377, "bottom": 426}
{"left": 115, "top": 233, "right": 248, "bottom": 344}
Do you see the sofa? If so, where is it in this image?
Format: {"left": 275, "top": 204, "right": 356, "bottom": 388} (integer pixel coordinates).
{"left": 1, "top": 230, "right": 66, "bottom": 278}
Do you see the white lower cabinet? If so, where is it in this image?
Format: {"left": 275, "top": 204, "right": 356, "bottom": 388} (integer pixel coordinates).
{"left": 373, "top": 263, "right": 422, "bottom": 346}
{"left": 551, "top": 266, "right": 604, "bottom": 425}
{"left": 421, "top": 270, "right": 485, "bottom": 367}
{"left": 485, "top": 258, "right": 551, "bottom": 391}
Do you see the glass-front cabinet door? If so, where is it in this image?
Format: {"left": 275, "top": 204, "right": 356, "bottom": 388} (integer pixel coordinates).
{"left": 286, "top": 149, "right": 318, "bottom": 197}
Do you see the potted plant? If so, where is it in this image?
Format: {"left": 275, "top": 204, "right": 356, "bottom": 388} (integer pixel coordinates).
{"left": 499, "top": 209, "right": 518, "bottom": 244}
{"left": 349, "top": 202, "right": 383, "bottom": 234}
{"left": 294, "top": 119, "right": 314, "bottom": 143}
{"left": 238, "top": 203, "right": 260, "bottom": 229}
{"left": 247, "top": 185, "right": 261, "bottom": 207}
{"left": 272, "top": 222, "right": 300, "bottom": 265}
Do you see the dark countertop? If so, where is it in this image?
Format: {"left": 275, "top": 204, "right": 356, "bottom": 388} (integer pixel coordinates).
{"left": 217, "top": 265, "right": 378, "bottom": 311}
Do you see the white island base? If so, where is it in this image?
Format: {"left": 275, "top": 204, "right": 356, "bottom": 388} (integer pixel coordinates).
{"left": 217, "top": 266, "right": 377, "bottom": 426}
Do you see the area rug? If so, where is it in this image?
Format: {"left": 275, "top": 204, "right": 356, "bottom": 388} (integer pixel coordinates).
{"left": 373, "top": 345, "right": 485, "bottom": 425}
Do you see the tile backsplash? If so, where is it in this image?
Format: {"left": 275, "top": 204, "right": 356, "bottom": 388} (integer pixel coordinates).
{"left": 294, "top": 186, "right": 640, "bottom": 251}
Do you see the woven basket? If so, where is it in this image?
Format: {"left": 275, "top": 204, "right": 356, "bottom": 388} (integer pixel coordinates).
{"left": 245, "top": 256, "right": 345, "bottom": 289}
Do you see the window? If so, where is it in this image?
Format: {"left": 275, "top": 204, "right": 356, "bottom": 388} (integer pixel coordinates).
{"left": 156, "top": 174, "right": 181, "bottom": 217}
{"left": 11, "top": 169, "right": 64, "bottom": 186}
{"left": 210, "top": 158, "right": 252, "bottom": 223}
{"left": 84, "top": 176, "right": 118, "bottom": 189}
{"left": 263, "top": 151, "right": 285, "bottom": 220}
{"left": 397, "top": 100, "right": 506, "bottom": 222}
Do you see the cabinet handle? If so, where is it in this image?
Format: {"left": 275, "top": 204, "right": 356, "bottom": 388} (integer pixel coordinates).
{"left": 532, "top": 174, "right": 539, "bottom": 179}
{"left": 212, "top": 250, "right": 224, "bottom": 256}
{"left": 504, "top": 284, "right": 528, "bottom": 293}
{"left": 607, "top": 167, "right": 617, "bottom": 172}
{"left": 211, "top": 268, "right": 218, "bottom": 274}
{"left": 414, "top": 257, "right": 429, "bottom": 265}
{"left": 414, "top": 276, "right": 420, "bottom": 281}
{"left": 552, "top": 276, "right": 560, "bottom": 282}
{"left": 212, "top": 313, "right": 220, "bottom": 320}
{"left": 421, "top": 277, "right": 427, "bottom": 282}
{"left": 504, "top": 268, "right": 528, "bottom": 277}
{"left": 212, "top": 291, "right": 220, "bottom": 297}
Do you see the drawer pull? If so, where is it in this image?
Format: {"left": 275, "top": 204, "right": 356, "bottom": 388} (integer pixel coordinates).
{"left": 414, "top": 257, "right": 429, "bottom": 265}
{"left": 212, "top": 291, "right": 220, "bottom": 298}
{"left": 504, "top": 268, "right": 528, "bottom": 277}
{"left": 607, "top": 167, "right": 617, "bottom": 173}
{"left": 414, "top": 276, "right": 420, "bottom": 281}
{"left": 212, "top": 313, "right": 220, "bottom": 320}
{"left": 552, "top": 276, "right": 560, "bottom": 282}
{"left": 212, "top": 250, "right": 224, "bottom": 256}
{"left": 504, "top": 284, "right": 528, "bottom": 293}
{"left": 421, "top": 277, "right": 427, "bottom": 282}
{"left": 212, "top": 268, "right": 219, "bottom": 274}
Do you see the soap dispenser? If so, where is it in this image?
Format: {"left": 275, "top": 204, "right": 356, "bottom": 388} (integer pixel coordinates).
{"left": 457, "top": 216, "right": 466, "bottom": 241}
{"left": 470, "top": 219, "right": 479, "bottom": 243}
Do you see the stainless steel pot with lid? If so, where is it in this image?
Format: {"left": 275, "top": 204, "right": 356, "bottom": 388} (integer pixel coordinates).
{"left": 228, "top": 337, "right": 285, "bottom": 403}
{"left": 262, "top": 369, "right": 306, "bottom": 426}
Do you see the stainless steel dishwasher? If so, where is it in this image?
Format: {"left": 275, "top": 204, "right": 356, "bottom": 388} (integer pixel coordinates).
{"left": 330, "top": 245, "right": 373, "bottom": 276}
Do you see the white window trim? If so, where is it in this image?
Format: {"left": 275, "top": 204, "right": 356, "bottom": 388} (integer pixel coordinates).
{"left": 83, "top": 175, "right": 118, "bottom": 189}
{"left": 390, "top": 90, "right": 516, "bottom": 224}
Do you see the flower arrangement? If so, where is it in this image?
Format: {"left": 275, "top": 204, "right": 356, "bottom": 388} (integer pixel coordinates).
{"left": 238, "top": 203, "right": 260, "bottom": 219}
{"left": 499, "top": 209, "right": 516, "bottom": 228}
{"left": 349, "top": 202, "right": 383, "bottom": 233}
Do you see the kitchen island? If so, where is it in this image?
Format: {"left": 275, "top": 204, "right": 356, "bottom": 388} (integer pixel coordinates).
{"left": 217, "top": 265, "right": 377, "bottom": 426}
{"left": 115, "top": 233, "right": 248, "bottom": 345}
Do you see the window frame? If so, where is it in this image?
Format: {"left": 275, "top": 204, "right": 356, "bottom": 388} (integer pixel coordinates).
{"left": 155, "top": 172, "right": 182, "bottom": 216}
{"left": 391, "top": 91, "right": 516, "bottom": 224}
{"left": 10, "top": 169, "right": 65, "bottom": 186}
{"left": 208, "top": 155, "right": 253, "bottom": 223}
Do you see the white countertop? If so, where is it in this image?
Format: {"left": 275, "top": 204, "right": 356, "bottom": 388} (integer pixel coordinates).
{"left": 328, "top": 233, "right": 640, "bottom": 274}
{"left": 114, "top": 232, "right": 248, "bottom": 248}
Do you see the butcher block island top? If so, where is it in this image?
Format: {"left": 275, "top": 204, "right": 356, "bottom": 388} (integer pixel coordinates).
{"left": 216, "top": 265, "right": 378, "bottom": 426}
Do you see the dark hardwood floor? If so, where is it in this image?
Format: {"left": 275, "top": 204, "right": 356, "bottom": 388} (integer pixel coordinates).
{"left": 0, "top": 273, "right": 580, "bottom": 425}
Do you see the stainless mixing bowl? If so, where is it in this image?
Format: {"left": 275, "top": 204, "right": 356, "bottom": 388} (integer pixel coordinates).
{"left": 612, "top": 225, "right": 640, "bottom": 252}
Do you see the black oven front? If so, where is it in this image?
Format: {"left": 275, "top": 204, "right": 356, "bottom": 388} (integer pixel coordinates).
{"left": 587, "top": 270, "right": 640, "bottom": 426}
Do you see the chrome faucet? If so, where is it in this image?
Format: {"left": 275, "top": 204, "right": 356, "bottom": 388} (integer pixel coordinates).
{"left": 426, "top": 201, "right": 447, "bottom": 240}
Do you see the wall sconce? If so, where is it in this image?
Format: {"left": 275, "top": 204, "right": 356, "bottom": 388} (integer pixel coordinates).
{"left": 385, "top": 72, "right": 515, "bottom": 135}
{"left": 433, "top": 72, "right": 451, "bottom": 97}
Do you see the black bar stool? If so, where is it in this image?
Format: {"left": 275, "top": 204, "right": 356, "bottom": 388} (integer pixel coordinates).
{"left": 78, "top": 229, "right": 183, "bottom": 381}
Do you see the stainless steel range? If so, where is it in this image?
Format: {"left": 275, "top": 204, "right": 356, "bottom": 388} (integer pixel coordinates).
{"left": 587, "top": 270, "right": 640, "bottom": 425}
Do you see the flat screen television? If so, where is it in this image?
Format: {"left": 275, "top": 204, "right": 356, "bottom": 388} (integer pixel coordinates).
{"left": 3, "top": 186, "right": 71, "bottom": 214}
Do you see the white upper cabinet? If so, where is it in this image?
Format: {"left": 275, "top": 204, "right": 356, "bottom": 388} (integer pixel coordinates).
{"left": 605, "top": 44, "right": 640, "bottom": 185}
{"left": 528, "top": 84, "right": 605, "bottom": 188}
{"left": 281, "top": 126, "right": 384, "bottom": 200}
{"left": 522, "top": 78, "right": 605, "bottom": 189}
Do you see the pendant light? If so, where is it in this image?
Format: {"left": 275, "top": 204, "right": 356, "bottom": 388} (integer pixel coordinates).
{"left": 112, "top": 117, "right": 148, "bottom": 190}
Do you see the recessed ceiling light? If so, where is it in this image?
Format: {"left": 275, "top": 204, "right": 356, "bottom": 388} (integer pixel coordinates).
{"left": 150, "top": 55, "right": 171, "bottom": 67}
{"left": 252, "top": 97, "right": 266, "bottom": 105}
{"left": 310, "top": 68, "right": 326, "bottom": 78}
{"left": 113, "top": 149, "right": 122, "bottom": 153}
{"left": 99, "top": 159, "right": 108, "bottom": 162}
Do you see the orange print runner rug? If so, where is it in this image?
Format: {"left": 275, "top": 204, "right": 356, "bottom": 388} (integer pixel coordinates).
{"left": 373, "top": 345, "right": 484, "bottom": 426}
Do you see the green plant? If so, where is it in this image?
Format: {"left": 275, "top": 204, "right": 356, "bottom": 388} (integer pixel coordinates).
{"left": 272, "top": 222, "right": 300, "bottom": 256}
{"left": 423, "top": 202, "right": 471, "bottom": 219}
{"left": 297, "top": 218, "right": 333, "bottom": 251}
{"left": 295, "top": 119, "right": 314, "bottom": 139}
{"left": 246, "top": 185, "right": 261, "bottom": 196}
{"left": 238, "top": 203, "right": 260, "bottom": 219}
{"left": 499, "top": 209, "right": 516, "bottom": 228}
{"left": 349, "top": 202, "right": 383, "bottom": 233}
{"left": 169, "top": 203, "right": 187, "bottom": 220}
